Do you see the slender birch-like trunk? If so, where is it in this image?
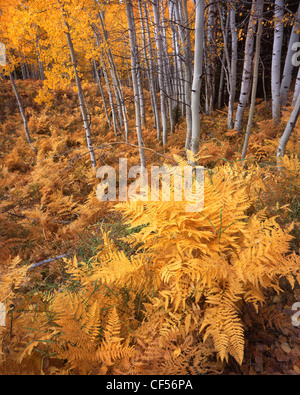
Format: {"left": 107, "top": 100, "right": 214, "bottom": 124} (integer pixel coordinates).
{"left": 217, "top": 8, "right": 229, "bottom": 110}
{"left": 160, "top": 0, "right": 175, "bottom": 136}
{"left": 123, "top": 41, "right": 132, "bottom": 89}
{"left": 205, "top": 1, "right": 217, "bottom": 115}
{"left": 168, "top": 1, "right": 179, "bottom": 107}
{"left": 100, "top": 51, "right": 119, "bottom": 136}
{"left": 25, "top": 62, "right": 30, "bottom": 79}
{"left": 125, "top": 0, "right": 146, "bottom": 168}
{"left": 241, "top": 0, "right": 264, "bottom": 162}
{"left": 128, "top": 1, "right": 145, "bottom": 127}
{"left": 98, "top": 12, "right": 129, "bottom": 138}
{"left": 57, "top": 0, "right": 96, "bottom": 167}
{"left": 152, "top": 0, "right": 168, "bottom": 145}
{"left": 280, "top": 3, "right": 300, "bottom": 106}
{"left": 138, "top": 0, "right": 160, "bottom": 131}
{"left": 277, "top": 91, "right": 300, "bottom": 164}
{"left": 218, "top": 50, "right": 226, "bottom": 109}
{"left": 292, "top": 67, "right": 300, "bottom": 106}
{"left": 21, "top": 57, "right": 30, "bottom": 80}
{"left": 36, "top": 34, "right": 44, "bottom": 80}
{"left": 21, "top": 62, "right": 27, "bottom": 81}
{"left": 65, "top": 27, "right": 96, "bottom": 168}
{"left": 271, "top": 0, "right": 284, "bottom": 126}
{"left": 190, "top": 0, "right": 205, "bottom": 161}
{"left": 174, "top": 0, "right": 192, "bottom": 149}
{"left": 10, "top": 72, "right": 36, "bottom": 152}
{"left": 169, "top": 0, "right": 184, "bottom": 115}
{"left": 143, "top": 0, "right": 161, "bottom": 138}
{"left": 92, "top": 28, "right": 119, "bottom": 135}
{"left": 228, "top": 4, "right": 238, "bottom": 129}
{"left": 234, "top": 0, "right": 258, "bottom": 131}
{"left": 93, "top": 58, "right": 111, "bottom": 127}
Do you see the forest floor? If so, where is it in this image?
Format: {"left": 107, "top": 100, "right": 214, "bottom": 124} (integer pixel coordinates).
{"left": 0, "top": 80, "right": 299, "bottom": 375}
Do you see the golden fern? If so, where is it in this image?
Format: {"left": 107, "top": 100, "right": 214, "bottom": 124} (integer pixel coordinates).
{"left": 2, "top": 158, "right": 299, "bottom": 372}
{"left": 112, "top": 160, "right": 300, "bottom": 365}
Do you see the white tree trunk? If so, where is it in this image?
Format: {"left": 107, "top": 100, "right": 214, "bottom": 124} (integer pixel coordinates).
{"left": 138, "top": 0, "right": 160, "bottom": 131}
{"left": 228, "top": 5, "right": 238, "bottom": 129}
{"left": 35, "top": 32, "right": 44, "bottom": 80}
{"left": 241, "top": 0, "right": 264, "bottom": 162}
{"left": 174, "top": 0, "right": 193, "bottom": 149}
{"left": 234, "top": 0, "right": 258, "bottom": 131}
{"left": 277, "top": 90, "right": 300, "bottom": 161}
{"left": 10, "top": 72, "right": 36, "bottom": 152}
{"left": 125, "top": 0, "right": 146, "bottom": 168}
{"left": 143, "top": 0, "right": 161, "bottom": 137}
{"left": 98, "top": 13, "right": 130, "bottom": 138}
{"left": 21, "top": 62, "right": 27, "bottom": 80}
{"left": 65, "top": 28, "right": 96, "bottom": 168}
{"left": 168, "top": 1, "right": 182, "bottom": 119}
{"left": 169, "top": 1, "right": 185, "bottom": 116}
{"left": 280, "top": 3, "right": 300, "bottom": 107}
{"left": 272, "top": 0, "right": 284, "bottom": 126}
{"left": 93, "top": 58, "right": 111, "bottom": 128}
{"left": 160, "top": 0, "right": 175, "bottom": 136}
{"left": 131, "top": 2, "right": 146, "bottom": 129}
{"left": 190, "top": 0, "right": 205, "bottom": 160}
{"left": 292, "top": 67, "right": 300, "bottom": 106}
{"left": 152, "top": 0, "right": 168, "bottom": 145}
{"left": 99, "top": 50, "right": 119, "bottom": 136}
{"left": 217, "top": 8, "right": 229, "bottom": 110}
{"left": 205, "top": 1, "right": 217, "bottom": 115}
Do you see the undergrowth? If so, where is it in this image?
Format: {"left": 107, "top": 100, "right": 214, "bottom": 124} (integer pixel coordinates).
{"left": 0, "top": 82, "right": 299, "bottom": 375}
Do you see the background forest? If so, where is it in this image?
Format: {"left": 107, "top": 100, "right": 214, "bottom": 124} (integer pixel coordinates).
{"left": 0, "top": 0, "right": 299, "bottom": 375}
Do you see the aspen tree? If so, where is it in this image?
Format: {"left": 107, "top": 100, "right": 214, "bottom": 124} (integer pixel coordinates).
{"left": 97, "top": 10, "right": 130, "bottom": 138}
{"left": 152, "top": 0, "right": 168, "bottom": 145}
{"left": 57, "top": 0, "right": 96, "bottom": 168}
{"left": 92, "top": 27, "right": 119, "bottom": 135}
{"left": 205, "top": 0, "right": 217, "bottom": 115}
{"left": 92, "top": 58, "right": 111, "bottom": 128}
{"left": 35, "top": 33, "right": 44, "bottom": 80}
{"left": 160, "top": 0, "right": 176, "bottom": 136}
{"left": 277, "top": 91, "right": 300, "bottom": 164}
{"left": 292, "top": 67, "right": 300, "bottom": 106}
{"left": 280, "top": 3, "right": 300, "bottom": 107}
{"left": 64, "top": 27, "right": 96, "bottom": 168}
{"left": 142, "top": 0, "right": 161, "bottom": 139}
{"left": 127, "top": 2, "right": 146, "bottom": 128}
{"left": 234, "top": 0, "right": 258, "bottom": 131}
{"left": 190, "top": 0, "right": 205, "bottom": 161}
{"left": 9, "top": 72, "right": 36, "bottom": 152}
{"left": 217, "top": 8, "right": 229, "bottom": 110}
{"left": 228, "top": 3, "right": 238, "bottom": 129}
{"left": 173, "top": 0, "right": 193, "bottom": 149}
{"left": 271, "top": 0, "right": 284, "bottom": 126}
{"left": 217, "top": 1, "right": 230, "bottom": 102}
{"left": 138, "top": 0, "right": 160, "bottom": 131}
{"left": 241, "top": 0, "right": 264, "bottom": 162}
{"left": 125, "top": 0, "right": 146, "bottom": 168}
{"left": 168, "top": 0, "right": 185, "bottom": 117}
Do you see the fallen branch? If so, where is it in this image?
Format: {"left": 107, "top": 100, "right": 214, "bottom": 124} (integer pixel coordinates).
{"left": 28, "top": 252, "right": 73, "bottom": 270}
